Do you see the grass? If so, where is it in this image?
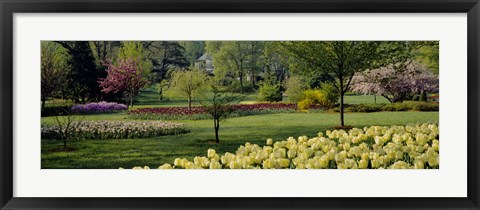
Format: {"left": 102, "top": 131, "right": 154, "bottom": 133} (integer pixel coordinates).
{"left": 41, "top": 111, "right": 438, "bottom": 169}
{"left": 131, "top": 89, "right": 259, "bottom": 109}
{"left": 342, "top": 94, "right": 390, "bottom": 104}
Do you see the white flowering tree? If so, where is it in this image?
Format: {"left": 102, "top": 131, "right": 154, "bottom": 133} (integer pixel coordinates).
{"left": 350, "top": 61, "right": 439, "bottom": 103}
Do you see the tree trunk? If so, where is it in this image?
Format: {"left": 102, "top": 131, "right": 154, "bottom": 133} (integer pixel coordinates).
{"left": 64, "top": 140, "right": 67, "bottom": 149}
{"left": 239, "top": 73, "right": 244, "bottom": 94}
{"left": 340, "top": 91, "right": 345, "bottom": 126}
{"left": 239, "top": 61, "right": 244, "bottom": 94}
{"left": 130, "top": 95, "right": 133, "bottom": 108}
{"left": 374, "top": 95, "right": 377, "bottom": 104}
{"left": 41, "top": 97, "right": 46, "bottom": 109}
{"left": 251, "top": 72, "right": 256, "bottom": 87}
{"left": 339, "top": 72, "right": 345, "bottom": 127}
{"left": 188, "top": 95, "right": 192, "bottom": 111}
{"left": 214, "top": 118, "right": 220, "bottom": 143}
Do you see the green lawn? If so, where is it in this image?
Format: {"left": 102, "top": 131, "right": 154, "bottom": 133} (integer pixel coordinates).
{"left": 343, "top": 94, "right": 390, "bottom": 104}
{"left": 130, "top": 89, "right": 259, "bottom": 109}
{"left": 131, "top": 90, "right": 386, "bottom": 109}
{"left": 41, "top": 111, "right": 438, "bottom": 169}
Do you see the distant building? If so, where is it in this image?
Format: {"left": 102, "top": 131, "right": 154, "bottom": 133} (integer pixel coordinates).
{"left": 194, "top": 53, "right": 214, "bottom": 74}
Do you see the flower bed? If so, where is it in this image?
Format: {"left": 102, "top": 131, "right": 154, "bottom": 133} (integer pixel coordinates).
{"left": 41, "top": 120, "right": 189, "bottom": 140}
{"left": 71, "top": 101, "right": 128, "bottom": 114}
{"left": 128, "top": 103, "right": 297, "bottom": 120}
{"left": 125, "top": 123, "right": 439, "bottom": 169}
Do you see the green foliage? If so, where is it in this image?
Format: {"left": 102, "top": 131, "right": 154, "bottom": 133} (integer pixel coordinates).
{"left": 144, "top": 41, "right": 189, "bottom": 83}
{"left": 319, "top": 83, "right": 340, "bottom": 108}
{"left": 230, "top": 80, "right": 256, "bottom": 93}
{"left": 275, "top": 41, "right": 429, "bottom": 126}
{"left": 41, "top": 41, "right": 71, "bottom": 107}
{"left": 345, "top": 103, "right": 386, "bottom": 113}
{"left": 180, "top": 41, "right": 205, "bottom": 65}
{"left": 415, "top": 42, "right": 439, "bottom": 75}
{"left": 118, "top": 41, "right": 153, "bottom": 77}
{"left": 383, "top": 101, "right": 439, "bottom": 112}
{"left": 53, "top": 41, "right": 102, "bottom": 102}
{"left": 257, "top": 83, "right": 282, "bottom": 102}
{"left": 206, "top": 41, "right": 265, "bottom": 93}
{"left": 166, "top": 68, "right": 210, "bottom": 110}
{"left": 382, "top": 103, "right": 411, "bottom": 111}
{"left": 284, "top": 76, "right": 306, "bottom": 103}
{"left": 337, "top": 101, "right": 439, "bottom": 113}
{"left": 155, "top": 80, "right": 169, "bottom": 100}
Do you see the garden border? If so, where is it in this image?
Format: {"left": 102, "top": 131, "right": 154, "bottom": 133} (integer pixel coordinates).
{"left": 1, "top": 0, "right": 479, "bottom": 209}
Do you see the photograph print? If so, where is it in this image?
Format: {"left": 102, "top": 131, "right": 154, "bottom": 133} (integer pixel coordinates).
{"left": 41, "top": 41, "right": 439, "bottom": 169}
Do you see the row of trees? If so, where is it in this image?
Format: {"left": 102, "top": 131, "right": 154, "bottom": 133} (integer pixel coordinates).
{"left": 41, "top": 41, "right": 199, "bottom": 107}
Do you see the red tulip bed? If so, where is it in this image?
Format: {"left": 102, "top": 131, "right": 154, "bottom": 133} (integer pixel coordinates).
{"left": 128, "top": 103, "right": 297, "bottom": 120}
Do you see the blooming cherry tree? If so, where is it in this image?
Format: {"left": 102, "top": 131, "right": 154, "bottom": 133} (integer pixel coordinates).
{"left": 350, "top": 62, "right": 438, "bottom": 103}
{"left": 98, "top": 58, "right": 146, "bottom": 107}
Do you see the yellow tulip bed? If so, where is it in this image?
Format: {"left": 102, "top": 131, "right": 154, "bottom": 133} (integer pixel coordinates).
{"left": 124, "top": 123, "right": 439, "bottom": 169}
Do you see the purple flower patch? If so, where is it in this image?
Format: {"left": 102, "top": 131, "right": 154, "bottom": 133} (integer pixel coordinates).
{"left": 71, "top": 101, "right": 128, "bottom": 114}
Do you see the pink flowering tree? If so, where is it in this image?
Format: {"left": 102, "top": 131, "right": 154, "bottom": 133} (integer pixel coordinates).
{"left": 350, "top": 61, "right": 438, "bottom": 103}
{"left": 98, "top": 58, "right": 146, "bottom": 107}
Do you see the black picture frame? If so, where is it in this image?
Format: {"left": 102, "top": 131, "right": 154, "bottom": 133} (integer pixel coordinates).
{"left": 1, "top": 0, "right": 479, "bottom": 209}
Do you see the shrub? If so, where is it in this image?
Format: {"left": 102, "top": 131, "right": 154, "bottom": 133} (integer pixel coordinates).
{"left": 298, "top": 98, "right": 315, "bottom": 110}
{"left": 257, "top": 83, "right": 282, "bottom": 102}
{"left": 284, "top": 76, "right": 306, "bottom": 103}
{"left": 382, "top": 101, "right": 438, "bottom": 112}
{"left": 382, "top": 103, "right": 409, "bottom": 111}
{"left": 345, "top": 103, "right": 385, "bottom": 113}
{"left": 404, "top": 101, "right": 439, "bottom": 111}
{"left": 319, "top": 83, "right": 340, "bottom": 108}
{"left": 297, "top": 89, "right": 331, "bottom": 110}
{"left": 333, "top": 101, "right": 438, "bottom": 113}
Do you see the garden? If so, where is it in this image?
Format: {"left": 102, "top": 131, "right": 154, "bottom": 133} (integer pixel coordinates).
{"left": 41, "top": 41, "right": 439, "bottom": 169}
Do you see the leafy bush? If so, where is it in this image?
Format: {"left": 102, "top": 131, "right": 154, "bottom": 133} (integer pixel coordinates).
{"left": 345, "top": 103, "right": 385, "bottom": 113}
{"left": 403, "top": 101, "right": 439, "bottom": 111}
{"left": 257, "top": 83, "right": 282, "bottom": 102}
{"left": 320, "top": 83, "right": 340, "bottom": 108}
{"left": 284, "top": 76, "right": 306, "bottom": 103}
{"left": 333, "top": 101, "right": 438, "bottom": 113}
{"left": 297, "top": 89, "right": 327, "bottom": 110}
{"left": 382, "top": 103, "right": 411, "bottom": 111}
{"left": 297, "top": 85, "right": 339, "bottom": 110}
{"left": 298, "top": 98, "right": 316, "bottom": 110}
{"left": 41, "top": 120, "right": 190, "bottom": 140}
